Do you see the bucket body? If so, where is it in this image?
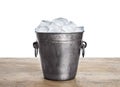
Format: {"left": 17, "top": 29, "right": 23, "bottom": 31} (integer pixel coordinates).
{"left": 34, "top": 32, "right": 86, "bottom": 81}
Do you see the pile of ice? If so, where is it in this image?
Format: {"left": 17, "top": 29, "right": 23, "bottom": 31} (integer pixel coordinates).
{"left": 35, "top": 18, "right": 84, "bottom": 33}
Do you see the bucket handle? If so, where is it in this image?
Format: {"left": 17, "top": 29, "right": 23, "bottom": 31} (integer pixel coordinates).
{"left": 33, "top": 41, "right": 39, "bottom": 57}
{"left": 81, "top": 41, "right": 87, "bottom": 57}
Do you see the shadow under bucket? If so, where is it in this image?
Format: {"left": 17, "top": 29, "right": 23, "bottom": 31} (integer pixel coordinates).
{"left": 33, "top": 32, "right": 87, "bottom": 81}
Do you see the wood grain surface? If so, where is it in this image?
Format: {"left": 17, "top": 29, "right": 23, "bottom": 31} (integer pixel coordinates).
{"left": 0, "top": 58, "right": 120, "bottom": 87}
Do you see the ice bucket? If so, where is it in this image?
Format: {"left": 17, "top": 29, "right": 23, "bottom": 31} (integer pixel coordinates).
{"left": 33, "top": 32, "right": 87, "bottom": 81}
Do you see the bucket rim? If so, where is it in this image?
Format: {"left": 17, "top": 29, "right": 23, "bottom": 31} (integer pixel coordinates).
{"left": 35, "top": 31, "right": 84, "bottom": 34}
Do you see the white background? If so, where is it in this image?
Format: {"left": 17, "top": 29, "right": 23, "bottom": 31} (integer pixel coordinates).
{"left": 0, "top": 0, "right": 120, "bottom": 58}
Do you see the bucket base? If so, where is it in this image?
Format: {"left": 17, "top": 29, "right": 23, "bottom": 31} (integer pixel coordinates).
{"left": 44, "top": 77, "right": 75, "bottom": 81}
{"left": 44, "top": 74, "right": 75, "bottom": 81}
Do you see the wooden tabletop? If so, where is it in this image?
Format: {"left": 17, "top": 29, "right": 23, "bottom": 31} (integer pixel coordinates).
{"left": 0, "top": 58, "right": 120, "bottom": 87}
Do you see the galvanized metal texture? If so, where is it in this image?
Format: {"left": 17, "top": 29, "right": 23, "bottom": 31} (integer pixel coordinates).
{"left": 33, "top": 32, "right": 87, "bottom": 81}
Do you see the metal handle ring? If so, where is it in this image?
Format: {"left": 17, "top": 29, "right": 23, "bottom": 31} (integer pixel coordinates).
{"left": 81, "top": 41, "right": 87, "bottom": 57}
{"left": 33, "top": 41, "right": 39, "bottom": 57}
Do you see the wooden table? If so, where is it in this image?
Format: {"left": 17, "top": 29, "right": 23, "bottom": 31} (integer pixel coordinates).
{"left": 0, "top": 58, "right": 120, "bottom": 87}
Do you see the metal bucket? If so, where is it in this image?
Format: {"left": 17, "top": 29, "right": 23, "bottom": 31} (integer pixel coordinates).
{"left": 33, "top": 32, "right": 87, "bottom": 81}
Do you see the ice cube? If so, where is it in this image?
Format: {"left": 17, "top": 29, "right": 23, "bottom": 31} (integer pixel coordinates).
{"left": 68, "top": 21, "right": 77, "bottom": 28}
{"left": 38, "top": 20, "right": 51, "bottom": 27}
{"left": 62, "top": 21, "right": 77, "bottom": 32}
{"left": 75, "top": 26, "right": 84, "bottom": 32}
{"left": 35, "top": 26, "right": 49, "bottom": 32}
{"left": 48, "top": 22, "right": 64, "bottom": 32}
{"left": 52, "top": 18, "right": 68, "bottom": 27}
